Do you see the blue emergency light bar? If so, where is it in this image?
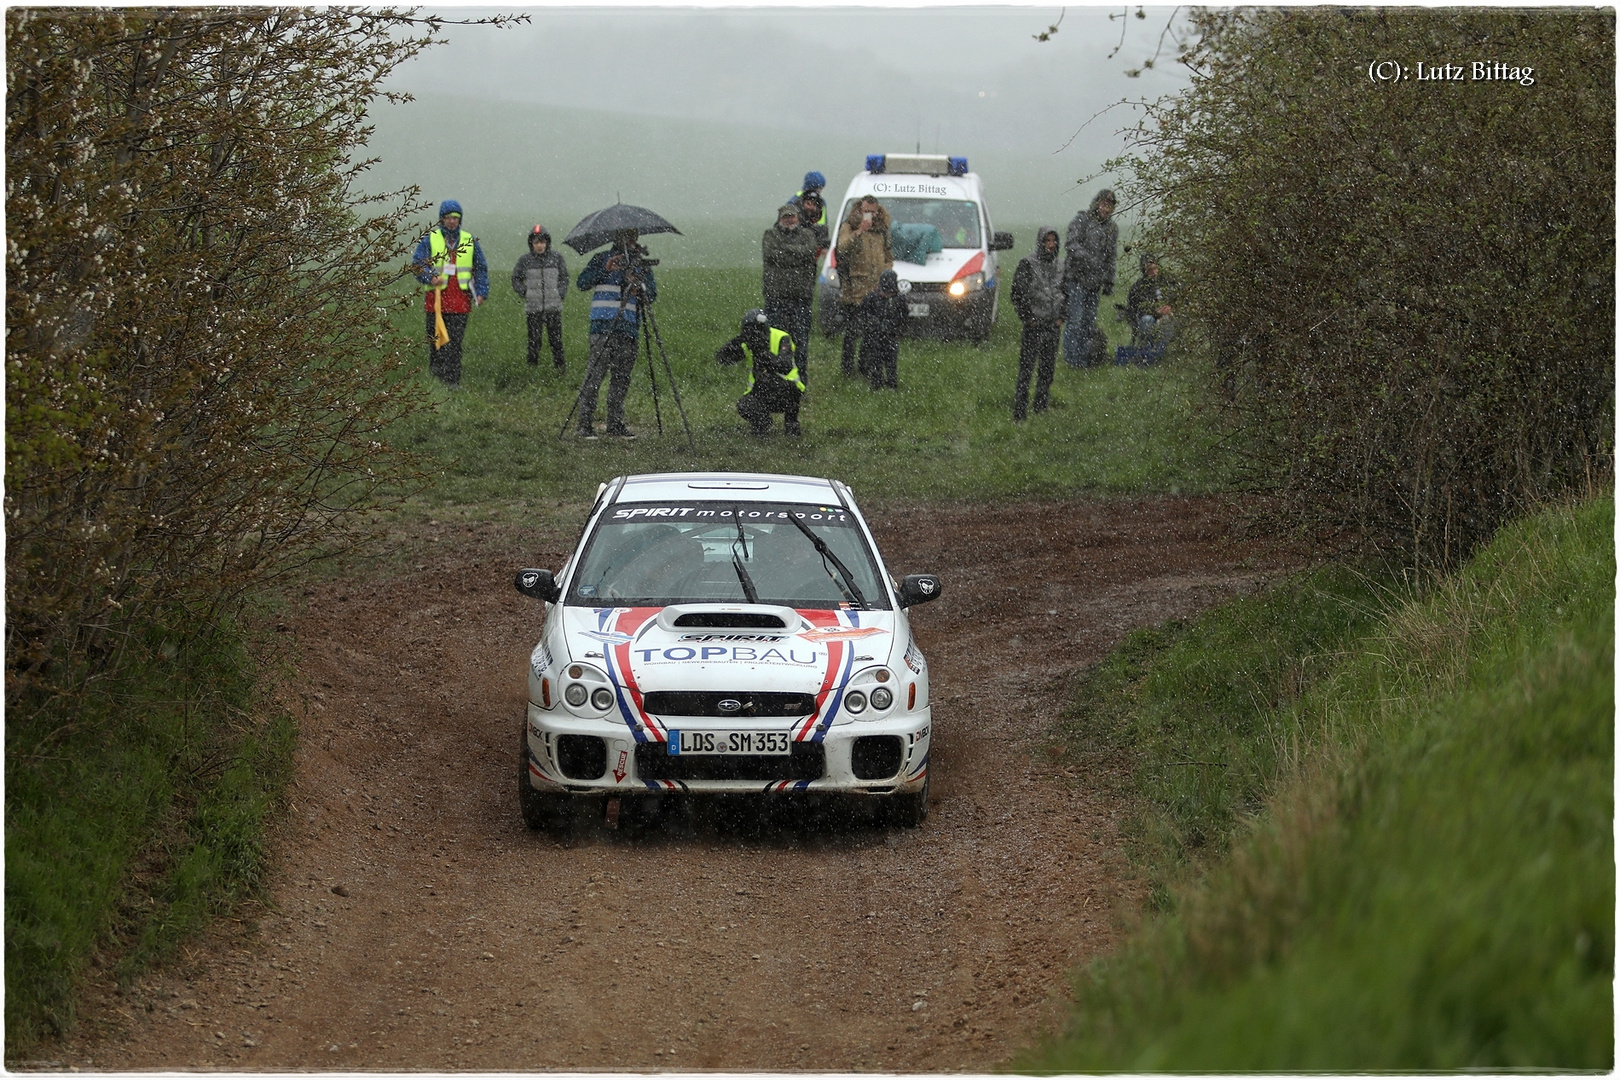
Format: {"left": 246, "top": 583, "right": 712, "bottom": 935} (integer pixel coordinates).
{"left": 865, "top": 154, "right": 971, "bottom": 177}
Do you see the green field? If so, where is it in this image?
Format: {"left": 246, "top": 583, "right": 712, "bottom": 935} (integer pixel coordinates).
{"left": 1024, "top": 497, "right": 1614, "bottom": 1070}
{"left": 387, "top": 264, "right": 1222, "bottom": 514}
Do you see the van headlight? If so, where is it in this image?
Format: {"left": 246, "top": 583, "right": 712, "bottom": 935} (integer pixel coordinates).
{"left": 948, "top": 272, "right": 984, "bottom": 298}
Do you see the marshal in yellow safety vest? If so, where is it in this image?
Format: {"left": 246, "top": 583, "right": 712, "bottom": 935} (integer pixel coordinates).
{"left": 740, "top": 326, "right": 805, "bottom": 392}
{"left": 425, "top": 226, "right": 477, "bottom": 292}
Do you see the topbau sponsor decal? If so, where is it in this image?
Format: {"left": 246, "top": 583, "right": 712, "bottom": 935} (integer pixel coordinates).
{"left": 632, "top": 644, "right": 823, "bottom": 665}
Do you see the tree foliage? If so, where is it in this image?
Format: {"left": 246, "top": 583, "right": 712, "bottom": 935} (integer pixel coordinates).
{"left": 1117, "top": 8, "right": 1614, "bottom": 567}
{"left": 6, "top": 9, "right": 454, "bottom": 696}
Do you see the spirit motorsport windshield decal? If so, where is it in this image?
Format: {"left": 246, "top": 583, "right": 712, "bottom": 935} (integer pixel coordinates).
{"left": 608, "top": 504, "right": 855, "bottom": 525}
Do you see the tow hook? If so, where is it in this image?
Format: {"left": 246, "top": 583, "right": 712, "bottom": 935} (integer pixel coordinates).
{"left": 604, "top": 797, "right": 621, "bottom": 829}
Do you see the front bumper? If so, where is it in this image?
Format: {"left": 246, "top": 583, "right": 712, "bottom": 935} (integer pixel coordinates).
{"left": 524, "top": 704, "right": 931, "bottom": 797}
{"left": 816, "top": 280, "right": 992, "bottom": 339}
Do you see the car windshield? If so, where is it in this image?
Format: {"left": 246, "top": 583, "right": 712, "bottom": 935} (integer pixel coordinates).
{"left": 566, "top": 501, "right": 890, "bottom": 610}
{"left": 842, "top": 197, "right": 982, "bottom": 248}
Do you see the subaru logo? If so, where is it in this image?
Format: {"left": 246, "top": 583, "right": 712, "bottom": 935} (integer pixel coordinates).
{"left": 717, "top": 698, "right": 743, "bottom": 715}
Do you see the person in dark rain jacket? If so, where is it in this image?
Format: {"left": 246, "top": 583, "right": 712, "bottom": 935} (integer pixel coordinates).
{"left": 1010, "top": 226, "right": 1067, "bottom": 420}
{"left": 761, "top": 203, "right": 821, "bottom": 380}
{"left": 858, "top": 269, "right": 906, "bottom": 390}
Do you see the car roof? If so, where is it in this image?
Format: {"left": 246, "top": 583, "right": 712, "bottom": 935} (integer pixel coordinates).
{"left": 609, "top": 472, "right": 846, "bottom": 507}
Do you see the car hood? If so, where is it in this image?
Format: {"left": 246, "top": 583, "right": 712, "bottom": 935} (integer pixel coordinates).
{"left": 562, "top": 604, "right": 897, "bottom": 694}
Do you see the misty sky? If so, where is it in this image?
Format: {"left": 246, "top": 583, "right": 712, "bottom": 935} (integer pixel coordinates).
{"left": 366, "top": 6, "right": 1190, "bottom": 263}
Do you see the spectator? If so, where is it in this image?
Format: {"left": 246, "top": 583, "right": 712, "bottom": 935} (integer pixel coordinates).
{"left": 1061, "top": 189, "right": 1119, "bottom": 369}
{"left": 715, "top": 308, "right": 804, "bottom": 437}
{"left": 790, "top": 170, "right": 828, "bottom": 236}
{"left": 411, "top": 199, "right": 489, "bottom": 387}
{"left": 858, "top": 269, "right": 906, "bottom": 390}
{"left": 761, "top": 203, "right": 820, "bottom": 380}
{"left": 796, "top": 189, "right": 831, "bottom": 251}
{"left": 510, "top": 224, "right": 568, "bottom": 370}
{"left": 573, "top": 228, "right": 657, "bottom": 439}
{"left": 834, "top": 194, "right": 893, "bottom": 377}
{"left": 1126, "top": 251, "right": 1177, "bottom": 347}
{"left": 1010, "top": 226, "right": 1067, "bottom": 421}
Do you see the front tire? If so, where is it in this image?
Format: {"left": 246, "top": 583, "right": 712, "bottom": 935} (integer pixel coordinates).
{"left": 519, "top": 730, "right": 574, "bottom": 835}
{"left": 886, "top": 771, "right": 930, "bottom": 828}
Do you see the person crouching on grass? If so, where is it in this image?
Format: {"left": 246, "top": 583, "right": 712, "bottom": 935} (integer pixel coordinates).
{"left": 511, "top": 224, "right": 568, "bottom": 370}
{"left": 412, "top": 199, "right": 490, "bottom": 388}
{"left": 716, "top": 308, "right": 804, "bottom": 437}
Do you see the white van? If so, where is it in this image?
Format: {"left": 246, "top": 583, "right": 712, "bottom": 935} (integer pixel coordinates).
{"left": 817, "top": 153, "right": 1015, "bottom": 342}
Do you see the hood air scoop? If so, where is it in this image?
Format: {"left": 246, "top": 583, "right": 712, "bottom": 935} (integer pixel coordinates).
{"left": 656, "top": 604, "right": 798, "bottom": 634}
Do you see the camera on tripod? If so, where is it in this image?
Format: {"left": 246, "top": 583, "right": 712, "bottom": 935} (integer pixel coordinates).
{"left": 622, "top": 243, "right": 659, "bottom": 269}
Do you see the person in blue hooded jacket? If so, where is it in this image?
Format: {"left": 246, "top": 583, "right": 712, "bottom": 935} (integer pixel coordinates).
{"left": 411, "top": 199, "right": 489, "bottom": 387}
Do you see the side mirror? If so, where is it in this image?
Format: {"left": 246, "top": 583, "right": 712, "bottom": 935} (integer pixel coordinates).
{"left": 990, "top": 231, "right": 1015, "bottom": 252}
{"left": 897, "top": 574, "right": 942, "bottom": 608}
{"left": 514, "top": 568, "right": 561, "bottom": 604}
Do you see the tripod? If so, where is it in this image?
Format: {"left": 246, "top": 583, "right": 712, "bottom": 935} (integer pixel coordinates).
{"left": 558, "top": 274, "right": 695, "bottom": 451}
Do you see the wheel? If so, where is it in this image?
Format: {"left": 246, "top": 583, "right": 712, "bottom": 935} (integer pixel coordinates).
{"left": 519, "top": 729, "right": 574, "bottom": 834}
{"left": 968, "top": 292, "right": 996, "bottom": 344}
{"left": 886, "top": 771, "right": 929, "bottom": 828}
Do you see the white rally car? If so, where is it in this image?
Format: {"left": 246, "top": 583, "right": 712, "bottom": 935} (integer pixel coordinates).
{"left": 514, "top": 472, "right": 941, "bottom": 832}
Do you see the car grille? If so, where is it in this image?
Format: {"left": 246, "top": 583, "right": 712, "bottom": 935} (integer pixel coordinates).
{"left": 642, "top": 690, "right": 816, "bottom": 718}
{"left": 636, "top": 742, "right": 825, "bottom": 782}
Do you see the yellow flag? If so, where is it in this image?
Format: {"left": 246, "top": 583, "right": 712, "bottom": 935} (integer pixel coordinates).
{"left": 432, "top": 286, "right": 450, "bottom": 348}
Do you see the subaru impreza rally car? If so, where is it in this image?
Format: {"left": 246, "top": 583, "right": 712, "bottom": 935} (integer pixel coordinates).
{"left": 513, "top": 472, "right": 942, "bottom": 832}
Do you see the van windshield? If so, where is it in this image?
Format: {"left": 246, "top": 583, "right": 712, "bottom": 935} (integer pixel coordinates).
{"left": 842, "top": 197, "right": 982, "bottom": 249}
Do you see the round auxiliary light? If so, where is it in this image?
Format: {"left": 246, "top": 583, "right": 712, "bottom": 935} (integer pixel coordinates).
{"left": 591, "top": 687, "right": 614, "bottom": 711}
{"left": 568, "top": 664, "right": 583, "bottom": 679}
{"left": 870, "top": 687, "right": 894, "bottom": 711}
{"left": 875, "top": 669, "right": 890, "bottom": 682}
{"left": 844, "top": 691, "right": 868, "bottom": 714}
{"left": 564, "top": 683, "right": 589, "bottom": 707}
{"left": 948, "top": 281, "right": 967, "bottom": 297}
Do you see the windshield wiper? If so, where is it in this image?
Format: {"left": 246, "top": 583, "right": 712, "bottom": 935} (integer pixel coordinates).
{"left": 731, "top": 507, "right": 759, "bottom": 604}
{"left": 785, "top": 511, "right": 868, "bottom": 609}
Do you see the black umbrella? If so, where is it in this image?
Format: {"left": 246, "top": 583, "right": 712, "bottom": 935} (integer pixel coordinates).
{"left": 562, "top": 202, "right": 681, "bottom": 254}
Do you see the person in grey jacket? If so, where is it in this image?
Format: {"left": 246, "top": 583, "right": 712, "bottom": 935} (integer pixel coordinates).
{"left": 1061, "top": 189, "right": 1118, "bottom": 369}
{"left": 511, "top": 225, "right": 568, "bottom": 369}
{"left": 761, "top": 204, "right": 821, "bottom": 379}
{"left": 1010, "top": 226, "right": 1068, "bottom": 420}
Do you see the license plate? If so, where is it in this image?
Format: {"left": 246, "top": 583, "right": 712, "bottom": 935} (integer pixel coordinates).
{"left": 667, "top": 730, "right": 792, "bottom": 756}
{"left": 907, "top": 302, "right": 930, "bottom": 317}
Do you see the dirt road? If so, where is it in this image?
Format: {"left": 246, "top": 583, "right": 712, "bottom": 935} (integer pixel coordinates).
{"left": 56, "top": 497, "right": 1292, "bottom": 1072}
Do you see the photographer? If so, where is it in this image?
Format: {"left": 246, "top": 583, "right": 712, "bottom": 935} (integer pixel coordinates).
{"left": 573, "top": 228, "right": 657, "bottom": 439}
{"left": 716, "top": 308, "right": 804, "bottom": 437}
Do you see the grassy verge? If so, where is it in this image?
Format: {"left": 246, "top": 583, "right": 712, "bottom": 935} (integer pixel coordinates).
{"left": 4, "top": 623, "right": 296, "bottom": 1061}
{"left": 1027, "top": 496, "right": 1614, "bottom": 1070}
{"left": 385, "top": 265, "right": 1228, "bottom": 513}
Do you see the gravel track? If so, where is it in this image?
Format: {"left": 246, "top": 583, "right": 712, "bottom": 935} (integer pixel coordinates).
{"left": 55, "top": 496, "right": 1293, "bottom": 1072}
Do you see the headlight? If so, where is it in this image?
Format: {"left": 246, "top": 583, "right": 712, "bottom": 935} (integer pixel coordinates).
{"left": 564, "top": 683, "right": 589, "bottom": 707}
{"left": 948, "top": 272, "right": 985, "bottom": 298}
{"left": 870, "top": 686, "right": 894, "bottom": 710}
{"left": 591, "top": 687, "right": 614, "bottom": 711}
{"left": 844, "top": 691, "right": 867, "bottom": 714}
